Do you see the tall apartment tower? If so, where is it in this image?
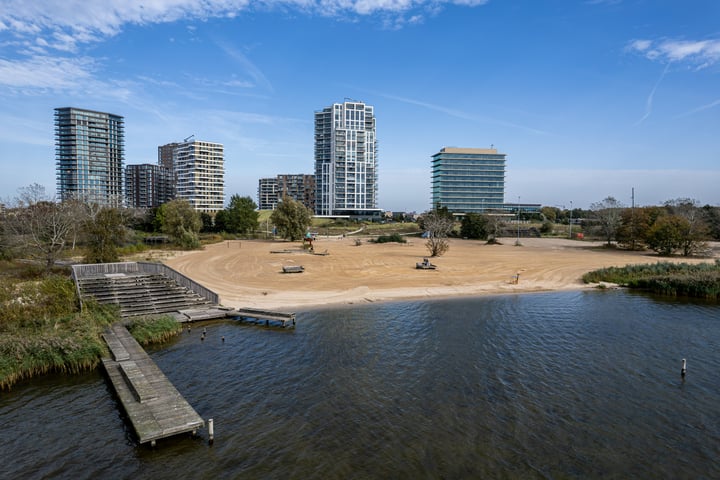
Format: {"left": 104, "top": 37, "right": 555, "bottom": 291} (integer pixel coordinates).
{"left": 258, "top": 177, "right": 278, "bottom": 210}
{"left": 125, "top": 164, "right": 174, "bottom": 209}
{"left": 431, "top": 147, "right": 506, "bottom": 213}
{"left": 314, "top": 100, "right": 378, "bottom": 216}
{"left": 158, "top": 142, "right": 179, "bottom": 171}
{"left": 278, "top": 174, "right": 316, "bottom": 213}
{"left": 258, "top": 174, "right": 316, "bottom": 211}
{"left": 55, "top": 107, "right": 124, "bottom": 206}
{"left": 174, "top": 140, "right": 225, "bottom": 213}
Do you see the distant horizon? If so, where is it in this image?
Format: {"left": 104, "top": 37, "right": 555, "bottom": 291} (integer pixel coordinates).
{"left": 1, "top": 1, "right": 718, "bottom": 210}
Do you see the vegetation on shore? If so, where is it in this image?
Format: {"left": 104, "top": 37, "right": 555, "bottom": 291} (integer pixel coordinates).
{"left": 0, "top": 264, "right": 183, "bottom": 390}
{"left": 370, "top": 233, "right": 407, "bottom": 244}
{"left": 127, "top": 315, "right": 183, "bottom": 345}
{"left": 583, "top": 261, "right": 720, "bottom": 300}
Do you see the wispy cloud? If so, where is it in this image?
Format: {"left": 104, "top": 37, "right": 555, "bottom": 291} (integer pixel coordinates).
{"left": 627, "top": 37, "right": 720, "bottom": 69}
{"left": 213, "top": 40, "right": 274, "bottom": 93}
{"left": 373, "top": 91, "right": 550, "bottom": 135}
{"left": 0, "top": 1, "right": 488, "bottom": 93}
{"left": 676, "top": 98, "right": 720, "bottom": 118}
{"left": 0, "top": 55, "right": 95, "bottom": 89}
{"left": 634, "top": 62, "right": 669, "bottom": 126}
{"left": 1, "top": 0, "right": 489, "bottom": 50}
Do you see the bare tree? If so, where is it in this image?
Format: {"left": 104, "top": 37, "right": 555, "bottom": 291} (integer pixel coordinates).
{"left": 2, "top": 184, "right": 80, "bottom": 270}
{"left": 590, "top": 196, "right": 625, "bottom": 246}
{"left": 422, "top": 209, "right": 454, "bottom": 257}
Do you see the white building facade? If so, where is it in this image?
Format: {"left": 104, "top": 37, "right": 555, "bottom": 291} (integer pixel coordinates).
{"left": 174, "top": 140, "right": 224, "bottom": 213}
{"left": 314, "top": 100, "right": 378, "bottom": 217}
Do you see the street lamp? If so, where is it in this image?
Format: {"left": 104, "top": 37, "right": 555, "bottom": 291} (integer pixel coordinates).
{"left": 568, "top": 200, "right": 573, "bottom": 239}
{"left": 516, "top": 196, "right": 521, "bottom": 246}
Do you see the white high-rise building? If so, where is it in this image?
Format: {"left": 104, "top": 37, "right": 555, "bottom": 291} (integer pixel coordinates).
{"left": 174, "top": 140, "right": 224, "bottom": 213}
{"left": 314, "top": 100, "right": 379, "bottom": 217}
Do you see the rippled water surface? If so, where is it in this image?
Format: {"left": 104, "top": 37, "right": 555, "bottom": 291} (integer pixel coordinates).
{"left": 2, "top": 290, "right": 720, "bottom": 479}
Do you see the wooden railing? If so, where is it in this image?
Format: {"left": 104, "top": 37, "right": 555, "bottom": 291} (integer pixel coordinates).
{"left": 71, "top": 262, "right": 219, "bottom": 305}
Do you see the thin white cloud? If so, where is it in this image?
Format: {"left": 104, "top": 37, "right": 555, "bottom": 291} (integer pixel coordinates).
{"left": 627, "top": 37, "right": 720, "bottom": 69}
{"left": 1, "top": 1, "right": 488, "bottom": 93}
{"left": 374, "top": 91, "right": 551, "bottom": 135}
{"left": 634, "top": 62, "right": 669, "bottom": 126}
{"left": 676, "top": 98, "right": 720, "bottom": 118}
{"left": 0, "top": 55, "right": 95, "bottom": 89}
{"left": 1, "top": 0, "right": 489, "bottom": 49}
{"left": 214, "top": 41, "right": 274, "bottom": 92}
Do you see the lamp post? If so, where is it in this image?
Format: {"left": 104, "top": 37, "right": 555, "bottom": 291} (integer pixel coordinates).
{"left": 568, "top": 200, "right": 573, "bottom": 239}
{"left": 516, "top": 196, "right": 521, "bottom": 246}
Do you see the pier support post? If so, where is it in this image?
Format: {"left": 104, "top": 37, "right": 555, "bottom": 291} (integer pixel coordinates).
{"left": 208, "top": 418, "right": 214, "bottom": 445}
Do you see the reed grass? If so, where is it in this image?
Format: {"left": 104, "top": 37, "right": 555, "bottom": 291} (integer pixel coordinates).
{"left": 0, "top": 264, "right": 183, "bottom": 390}
{"left": 126, "top": 315, "right": 183, "bottom": 345}
{"left": 0, "top": 299, "right": 117, "bottom": 390}
{"left": 583, "top": 260, "right": 720, "bottom": 300}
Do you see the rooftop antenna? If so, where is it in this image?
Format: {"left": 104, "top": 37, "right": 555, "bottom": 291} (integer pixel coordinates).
{"left": 183, "top": 134, "right": 195, "bottom": 142}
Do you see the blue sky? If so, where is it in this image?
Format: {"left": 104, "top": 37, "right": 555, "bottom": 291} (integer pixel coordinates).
{"left": 1, "top": 0, "right": 718, "bottom": 212}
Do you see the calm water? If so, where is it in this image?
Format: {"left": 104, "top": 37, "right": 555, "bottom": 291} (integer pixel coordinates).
{"left": 2, "top": 290, "right": 719, "bottom": 479}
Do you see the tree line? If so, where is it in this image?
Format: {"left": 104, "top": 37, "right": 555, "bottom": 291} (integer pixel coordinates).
{"left": 1, "top": 184, "right": 313, "bottom": 270}
{"left": 418, "top": 197, "right": 720, "bottom": 258}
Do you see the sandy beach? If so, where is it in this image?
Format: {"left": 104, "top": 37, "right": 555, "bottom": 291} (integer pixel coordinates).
{"left": 162, "top": 236, "right": 717, "bottom": 311}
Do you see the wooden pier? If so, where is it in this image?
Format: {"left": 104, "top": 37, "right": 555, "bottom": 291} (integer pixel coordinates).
{"left": 233, "top": 307, "right": 296, "bottom": 327}
{"left": 169, "top": 306, "right": 297, "bottom": 328}
{"left": 102, "top": 324, "right": 204, "bottom": 446}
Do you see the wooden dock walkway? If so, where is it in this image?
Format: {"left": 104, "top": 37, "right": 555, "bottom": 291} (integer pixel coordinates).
{"left": 233, "top": 308, "right": 296, "bottom": 327}
{"left": 102, "top": 324, "right": 205, "bottom": 446}
{"left": 169, "top": 306, "right": 297, "bottom": 328}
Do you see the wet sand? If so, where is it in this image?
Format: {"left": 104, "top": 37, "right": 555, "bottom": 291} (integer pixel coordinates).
{"left": 162, "top": 237, "right": 715, "bottom": 311}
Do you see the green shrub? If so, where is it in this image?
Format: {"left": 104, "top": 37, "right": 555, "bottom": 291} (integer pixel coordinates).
{"left": 371, "top": 233, "right": 407, "bottom": 244}
{"left": 583, "top": 261, "right": 720, "bottom": 300}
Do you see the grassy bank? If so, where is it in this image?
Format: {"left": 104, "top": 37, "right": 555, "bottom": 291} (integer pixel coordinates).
{"left": 0, "top": 267, "right": 183, "bottom": 390}
{"left": 583, "top": 261, "right": 720, "bottom": 300}
{"left": 127, "top": 315, "right": 183, "bottom": 345}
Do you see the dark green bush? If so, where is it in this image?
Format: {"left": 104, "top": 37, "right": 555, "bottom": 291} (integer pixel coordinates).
{"left": 371, "top": 233, "right": 407, "bottom": 244}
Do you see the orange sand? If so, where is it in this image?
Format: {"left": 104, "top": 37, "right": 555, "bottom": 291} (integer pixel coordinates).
{"left": 161, "top": 237, "right": 716, "bottom": 311}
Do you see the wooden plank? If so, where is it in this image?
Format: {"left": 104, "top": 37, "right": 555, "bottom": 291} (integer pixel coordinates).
{"left": 102, "top": 324, "right": 204, "bottom": 445}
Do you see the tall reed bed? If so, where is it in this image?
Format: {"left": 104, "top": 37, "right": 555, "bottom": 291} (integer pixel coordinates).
{"left": 127, "top": 315, "right": 183, "bottom": 345}
{"left": 583, "top": 261, "right": 720, "bottom": 300}
{"left": 0, "top": 274, "right": 118, "bottom": 389}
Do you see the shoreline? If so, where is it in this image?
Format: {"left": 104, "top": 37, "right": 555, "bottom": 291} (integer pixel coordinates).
{"left": 162, "top": 237, "right": 718, "bottom": 313}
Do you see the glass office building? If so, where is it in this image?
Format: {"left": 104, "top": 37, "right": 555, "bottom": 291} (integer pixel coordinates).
{"left": 431, "top": 147, "right": 506, "bottom": 213}
{"left": 55, "top": 107, "right": 124, "bottom": 206}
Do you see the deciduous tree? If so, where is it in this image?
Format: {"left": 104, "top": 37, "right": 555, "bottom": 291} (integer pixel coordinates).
{"left": 223, "top": 195, "right": 259, "bottom": 234}
{"left": 460, "top": 213, "right": 489, "bottom": 240}
{"left": 159, "top": 199, "right": 202, "bottom": 249}
{"left": 83, "top": 207, "right": 125, "bottom": 263}
{"left": 270, "top": 196, "right": 312, "bottom": 241}
{"left": 646, "top": 215, "right": 687, "bottom": 256}
{"left": 590, "top": 196, "right": 625, "bottom": 246}
{"left": 421, "top": 208, "right": 454, "bottom": 257}
{"left": 3, "top": 184, "right": 77, "bottom": 270}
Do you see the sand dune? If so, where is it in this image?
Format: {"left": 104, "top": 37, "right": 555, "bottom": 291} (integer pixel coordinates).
{"left": 162, "top": 237, "right": 716, "bottom": 311}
